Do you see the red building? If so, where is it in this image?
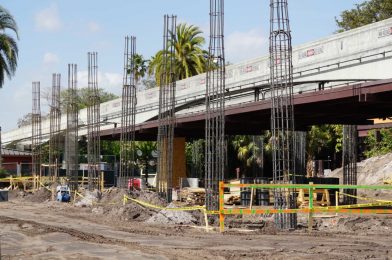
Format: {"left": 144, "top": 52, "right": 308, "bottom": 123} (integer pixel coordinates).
{"left": 1, "top": 148, "right": 32, "bottom": 176}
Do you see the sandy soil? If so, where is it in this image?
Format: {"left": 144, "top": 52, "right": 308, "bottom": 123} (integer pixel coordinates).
{"left": 2, "top": 152, "right": 392, "bottom": 260}
{"left": 1, "top": 198, "right": 392, "bottom": 260}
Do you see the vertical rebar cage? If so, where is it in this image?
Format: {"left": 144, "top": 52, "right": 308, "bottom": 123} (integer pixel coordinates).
{"left": 270, "top": 0, "right": 297, "bottom": 229}
{"left": 49, "top": 73, "right": 61, "bottom": 182}
{"left": 157, "top": 15, "right": 177, "bottom": 202}
{"left": 343, "top": 125, "right": 358, "bottom": 204}
{"left": 87, "top": 52, "right": 101, "bottom": 191}
{"left": 205, "top": 0, "right": 225, "bottom": 211}
{"left": 65, "top": 64, "right": 79, "bottom": 191}
{"left": 294, "top": 131, "right": 307, "bottom": 179}
{"left": 119, "top": 36, "right": 137, "bottom": 188}
{"left": 32, "top": 82, "right": 42, "bottom": 180}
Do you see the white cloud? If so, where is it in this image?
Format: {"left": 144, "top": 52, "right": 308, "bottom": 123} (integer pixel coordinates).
{"left": 78, "top": 70, "right": 122, "bottom": 94}
{"left": 226, "top": 28, "right": 267, "bottom": 63}
{"left": 35, "top": 4, "right": 61, "bottom": 31}
{"left": 43, "top": 52, "right": 59, "bottom": 65}
{"left": 87, "top": 21, "right": 101, "bottom": 33}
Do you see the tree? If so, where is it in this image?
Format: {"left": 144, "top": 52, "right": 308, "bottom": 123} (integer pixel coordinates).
{"left": 17, "top": 88, "right": 118, "bottom": 128}
{"left": 129, "top": 53, "right": 148, "bottom": 83}
{"left": 336, "top": 0, "right": 392, "bottom": 32}
{"left": 148, "top": 23, "right": 208, "bottom": 84}
{"left": 364, "top": 128, "right": 392, "bottom": 157}
{"left": 231, "top": 135, "right": 264, "bottom": 176}
{"left": 128, "top": 53, "right": 157, "bottom": 90}
{"left": 185, "top": 139, "right": 204, "bottom": 178}
{"left": 17, "top": 113, "right": 33, "bottom": 128}
{"left": 60, "top": 87, "right": 118, "bottom": 111}
{"left": 0, "top": 5, "right": 19, "bottom": 88}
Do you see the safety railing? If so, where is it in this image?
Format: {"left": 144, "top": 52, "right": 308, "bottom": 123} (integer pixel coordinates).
{"left": 0, "top": 174, "right": 105, "bottom": 192}
{"left": 218, "top": 181, "right": 392, "bottom": 232}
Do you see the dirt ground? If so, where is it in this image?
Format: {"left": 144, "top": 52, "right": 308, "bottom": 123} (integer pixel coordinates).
{"left": 1, "top": 191, "right": 392, "bottom": 260}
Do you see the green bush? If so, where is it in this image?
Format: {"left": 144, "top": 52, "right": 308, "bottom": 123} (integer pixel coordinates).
{"left": 0, "top": 168, "right": 8, "bottom": 178}
{"left": 364, "top": 128, "right": 392, "bottom": 157}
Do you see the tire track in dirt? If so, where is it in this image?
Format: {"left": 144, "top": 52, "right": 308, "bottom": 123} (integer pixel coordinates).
{"left": 0, "top": 215, "right": 199, "bottom": 260}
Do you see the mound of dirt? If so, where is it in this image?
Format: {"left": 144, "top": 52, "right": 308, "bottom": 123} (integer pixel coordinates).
{"left": 17, "top": 188, "right": 52, "bottom": 203}
{"left": 145, "top": 202, "right": 198, "bottom": 225}
{"left": 328, "top": 152, "right": 392, "bottom": 199}
{"left": 99, "top": 187, "right": 127, "bottom": 204}
{"left": 329, "top": 153, "right": 392, "bottom": 185}
{"left": 89, "top": 189, "right": 166, "bottom": 222}
{"left": 130, "top": 190, "right": 168, "bottom": 207}
{"left": 315, "top": 215, "right": 392, "bottom": 234}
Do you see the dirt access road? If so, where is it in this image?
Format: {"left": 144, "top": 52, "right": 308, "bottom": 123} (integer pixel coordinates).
{"left": 1, "top": 201, "right": 391, "bottom": 259}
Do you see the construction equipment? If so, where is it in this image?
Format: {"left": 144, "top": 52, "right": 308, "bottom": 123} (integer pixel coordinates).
{"left": 56, "top": 185, "right": 71, "bottom": 202}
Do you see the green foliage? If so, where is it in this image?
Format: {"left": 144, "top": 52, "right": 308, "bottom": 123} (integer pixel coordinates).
{"left": 307, "top": 125, "right": 342, "bottom": 159}
{"left": 231, "top": 135, "right": 264, "bottom": 175}
{"left": 185, "top": 140, "right": 204, "bottom": 178}
{"left": 60, "top": 87, "right": 118, "bottom": 111}
{"left": 0, "top": 5, "right": 19, "bottom": 88}
{"left": 336, "top": 0, "right": 392, "bottom": 32}
{"left": 17, "top": 113, "right": 33, "bottom": 128}
{"left": 364, "top": 128, "right": 392, "bottom": 157}
{"left": 134, "top": 141, "right": 157, "bottom": 171}
{"left": 129, "top": 53, "right": 148, "bottom": 83}
{"left": 101, "top": 140, "right": 120, "bottom": 162}
{"left": 17, "top": 88, "right": 118, "bottom": 128}
{"left": 0, "top": 167, "right": 8, "bottom": 178}
{"left": 148, "top": 23, "right": 208, "bottom": 84}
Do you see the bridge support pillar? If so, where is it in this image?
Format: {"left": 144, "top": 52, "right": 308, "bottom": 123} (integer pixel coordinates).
{"left": 173, "top": 137, "right": 186, "bottom": 188}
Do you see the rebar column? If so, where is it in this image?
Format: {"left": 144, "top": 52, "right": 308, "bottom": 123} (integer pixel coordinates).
{"left": 49, "top": 73, "right": 61, "bottom": 182}
{"left": 32, "top": 82, "right": 42, "bottom": 181}
{"left": 270, "top": 0, "right": 297, "bottom": 229}
{"left": 205, "top": 0, "right": 225, "bottom": 211}
{"left": 119, "top": 36, "right": 137, "bottom": 188}
{"left": 342, "top": 125, "right": 357, "bottom": 205}
{"left": 65, "top": 64, "right": 79, "bottom": 191}
{"left": 87, "top": 52, "right": 101, "bottom": 191}
{"left": 157, "top": 15, "right": 177, "bottom": 202}
{"left": 294, "top": 131, "right": 307, "bottom": 181}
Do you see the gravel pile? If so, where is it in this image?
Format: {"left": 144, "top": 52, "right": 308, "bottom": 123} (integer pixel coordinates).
{"left": 75, "top": 190, "right": 101, "bottom": 207}
{"left": 145, "top": 203, "right": 198, "bottom": 225}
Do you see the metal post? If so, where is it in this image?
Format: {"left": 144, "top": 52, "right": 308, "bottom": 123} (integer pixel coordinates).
{"left": 342, "top": 125, "right": 357, "bottom": 204}
{"left": 308, "top": 182, "right": 314, "bottom": 232}
{"left": 87, "top": 52, "right": 101, "bottom": 191}
{"left": 65, "top": 64, "right": 79, "bottom": 191}
{"left": 270, "top": 0, "right": 297, "bottom": 229}
{"left": 219, "top": 181, "right": 225, "bottom": 232}
{"left": 119, "top": 36, "right": 137, "bottom": 188}
{"left": 32, "top": 82, "right": 42, "bottom": 187}
{"left": 295, "top": 131, "right": 307, "bottom": 181}
{"left": 49, "top": 73, "right": 61, "bottom": 182}
{"left": 205, "top": 0, "right": 225, "bottom": 211}
{"left": 157, "top": 15, "right": 177, "bottom": 202}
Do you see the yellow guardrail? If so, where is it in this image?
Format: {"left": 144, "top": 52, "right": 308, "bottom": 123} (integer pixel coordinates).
{"left": 0, "top": 174, "right": 105, "bottom": 191}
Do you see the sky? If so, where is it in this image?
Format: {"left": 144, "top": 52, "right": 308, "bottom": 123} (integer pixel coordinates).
{"left": 0, "top": 0, "right": 363, "bottom": 131}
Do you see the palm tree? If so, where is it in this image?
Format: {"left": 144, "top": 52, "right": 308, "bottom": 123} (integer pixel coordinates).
{"left": 231, "top": 135, "right": 265, "bottom": 177}
{"left": 129, "top": 53, "right": 148, "bottom": 83}
{"left": 148, "top": 23, "right": 208, "bottom": 84}
{"left": 0, "top": 5, "right": 19, "bottom": 88}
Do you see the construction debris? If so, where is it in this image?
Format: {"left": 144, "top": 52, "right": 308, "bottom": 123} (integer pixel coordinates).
{"left": 179, "top": 187, "right": 205, "bottom": 206}
{"left": 145, "top": 202, "right": 197, "bottom": 225}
